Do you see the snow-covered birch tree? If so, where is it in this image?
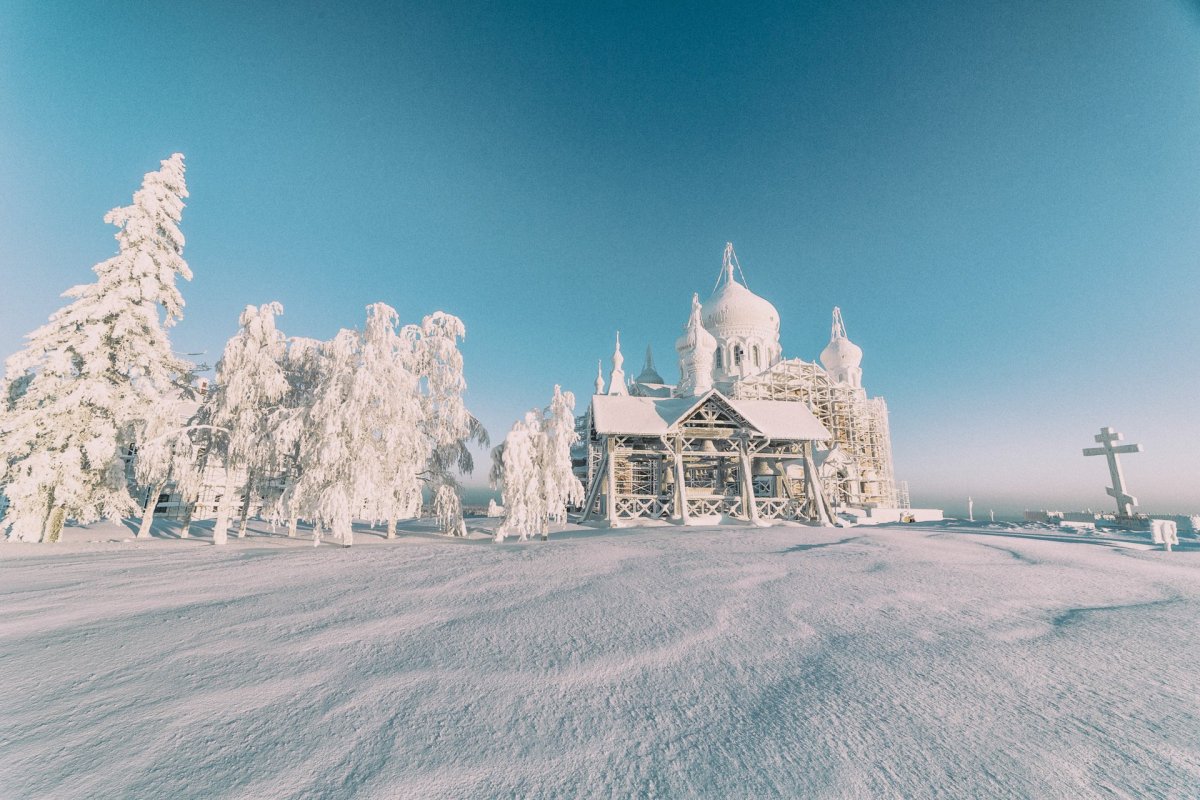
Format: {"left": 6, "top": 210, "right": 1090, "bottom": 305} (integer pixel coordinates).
{"left": 0, "top": 153, "right": 194, "bottom": 542}
{"left": 542, "top": 386, "right": 584, "bottom": 527}
{"left": 416, "top": 312, "right": 489, "bottom": 536}
{"left": 494, "top": 386, "right": 583, "bottom": 542}
{"left": 293, "top": 328, "right": 360, "bottom": 546}
{"left": 131, "top": 395, "right": 205, "bottom": 539}
{"left": 265, "top": 336, "right": 323, "bottom": 539}
{"left": 354, "top": 304, "right": 425, "bottom": 539}
{"left": 205, "top": 302, "right": 289, "bottom": 545}
{"left": 287, "top": 305, "right": 487, "bottom": 544}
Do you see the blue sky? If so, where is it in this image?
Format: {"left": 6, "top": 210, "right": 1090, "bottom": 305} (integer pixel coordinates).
{"left": 2, "top": 1, "right": 1198, "bottom": 514}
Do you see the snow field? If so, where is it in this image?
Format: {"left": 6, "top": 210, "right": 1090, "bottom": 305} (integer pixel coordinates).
{"left": 2, "top": 523, "right": 1198, "bottom": 798}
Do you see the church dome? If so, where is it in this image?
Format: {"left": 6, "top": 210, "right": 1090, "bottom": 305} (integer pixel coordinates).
{"left": 820, "top": 335, "right": 862, "bottom": 372}
{"left": 820, "top": 307, "right": 863, "bottom": 389}
{"left": 702, "top": 279, "right": 780, "bottom": 340}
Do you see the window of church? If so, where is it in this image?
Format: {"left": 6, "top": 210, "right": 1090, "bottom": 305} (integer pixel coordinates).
{"left": 715, "top": 349, "right": 723, "bottom": 368}
{"left": 752, "top": 346, "right": 760, "bottom": 367}
{"left": 734, "top": 347, "right": 743, "bottom": 366}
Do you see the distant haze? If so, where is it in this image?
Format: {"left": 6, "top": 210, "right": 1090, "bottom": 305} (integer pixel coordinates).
{"left": 2, "top": 1, "right": 1197, "bottom": 514}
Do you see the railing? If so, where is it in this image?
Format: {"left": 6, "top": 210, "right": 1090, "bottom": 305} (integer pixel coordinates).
{"left": 613, "top": 495, "right": 675, "bottom": 520}
{"left": 753, "top": 498, "right": 807, "bottom": 521}
{"left": 686, "top": 497, "right": 743, "bottom": 518}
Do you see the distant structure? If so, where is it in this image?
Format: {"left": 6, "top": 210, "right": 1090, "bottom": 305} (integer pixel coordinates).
{"left": 1082, "top": 426, "right": 1142, "bottom": 519}
{"left": 573, "top": 242, "right": 939, "bottom": 526}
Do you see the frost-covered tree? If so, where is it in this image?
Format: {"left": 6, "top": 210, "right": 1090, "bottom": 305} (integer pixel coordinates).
{"left": 0, "top": 154, "right": 193, "bottom": 542}
{"left": 288, "top": 306, "right": 487, "bottom": 545}
{"left": 131, "top": 396, "right": 205, "bottom": 539}
{"left": 494, "top": 386, "right": 583, "bottom": 543}
{"left": 257, "top": 336, "right": 323, "bottom": 538}
{"left": 494, "top": 411, "right": 546, "bottom": 543}
{"left": 293, "top": 328, "right": 360, "bottom": 546}
{"left": 416, "top": 312, "right": 489, "bottom": 535}
{"left": 354, "top": 304, "right": 425, "bottom": 538}
{"left": 542, "top": 386, "right": 584, "bottom": 527}
{"left": 205, "top": 303, "right": 289, "bottom": 545}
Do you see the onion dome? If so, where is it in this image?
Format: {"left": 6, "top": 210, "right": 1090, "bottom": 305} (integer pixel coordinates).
{"left": 820, "top": 307, "right": 864, "bottom": 388}
{"left": 703, "top": 245, "right": 780, "bottom": 339}
{"left": 819, "top": 307, "right": 862, "bottom": 372}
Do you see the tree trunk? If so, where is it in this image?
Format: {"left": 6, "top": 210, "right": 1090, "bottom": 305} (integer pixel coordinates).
{"left": 213, "top": 473, "right": 236, "bottom": 546}
{"left": 386, "top": 518, "right": 396, "bottom": 539}
{"left": 338, "top": 514, "right": 353, "bottom": 547}
{"left": 236, "top": 470, "right": 255, "bottom": 538}
{"left": 312, "top": 523, "right": 322, "bottom": 547}
{"left": 44, "top": 506, "right": 66, "bottom": 543}
{"left": 136, "top": 482, "right": 164, "bottom": 539}
{"left": 180, "top": 502, "right": 194, "bottom": 539}
{"left": 287, "top": 516, "right": 298, "bottom": 538}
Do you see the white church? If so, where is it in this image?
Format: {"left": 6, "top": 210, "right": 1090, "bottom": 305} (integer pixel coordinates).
{"left": 574, "top": 243, "right": 940, "bottom": 526}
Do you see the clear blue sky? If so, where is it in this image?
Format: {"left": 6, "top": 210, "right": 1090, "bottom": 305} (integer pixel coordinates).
{"left": 2, "top": 1, "right": 1198, "bottom": 515}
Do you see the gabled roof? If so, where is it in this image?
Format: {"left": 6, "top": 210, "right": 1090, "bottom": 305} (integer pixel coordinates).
{"left": 590, "top": 389, "right": 831, "bottom": 441}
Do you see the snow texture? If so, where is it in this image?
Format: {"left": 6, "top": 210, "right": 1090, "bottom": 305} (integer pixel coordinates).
{"left": 2, "top": 522, "right": 1197, "bottom": 799}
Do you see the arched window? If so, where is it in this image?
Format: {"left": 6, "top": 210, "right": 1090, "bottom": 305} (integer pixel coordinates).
{"left": 752, "top": 345, "right": 760, "bottom": 367}
{"left": 715, "top": 349, "right": 723, "bottom": 368}
{"left": 733, "top": 346, "right": 743, "bottom": 366}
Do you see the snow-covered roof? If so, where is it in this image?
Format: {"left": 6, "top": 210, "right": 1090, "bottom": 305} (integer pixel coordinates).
{"left": 590, "top": 390, "right": 831, "bottom": 441}
{"left": 726, "top": 398, "right": 831, "bottom": 440}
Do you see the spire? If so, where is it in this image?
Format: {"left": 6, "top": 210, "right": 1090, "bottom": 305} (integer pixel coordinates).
{"left": 831, "top": 306, "right": 848, "bottom": 340}
{"left": 713, "top": 241, "right": 749, "bottom": 293}
{"left": 607, "top": 331, "right": 627, "bottom": 395}
{"left": 634, "top": 343, "right": 665, "bottom": 386}
{"left": 594, "top": 359, "right": 605, "bottom": 395}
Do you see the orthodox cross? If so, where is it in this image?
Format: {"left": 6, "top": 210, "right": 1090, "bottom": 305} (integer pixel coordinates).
{"left": 1082, "top": 426, "right": 1142, "bottom": 518}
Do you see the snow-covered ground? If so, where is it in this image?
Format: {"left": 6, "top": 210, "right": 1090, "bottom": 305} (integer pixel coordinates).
{"left": 2, "top": 520, "right": 1198, "bottom": 799}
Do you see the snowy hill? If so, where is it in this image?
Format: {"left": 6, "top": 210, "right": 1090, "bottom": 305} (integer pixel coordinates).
{"left": 2, "top": 522, "right": 1197, "bottom": 798}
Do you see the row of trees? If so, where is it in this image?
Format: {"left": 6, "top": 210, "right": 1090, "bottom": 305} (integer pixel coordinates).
{"left": 0, "top": 154, "right": 489, "bottom": 544}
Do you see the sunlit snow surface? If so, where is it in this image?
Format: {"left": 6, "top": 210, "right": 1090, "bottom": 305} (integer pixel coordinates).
{"left": 2, "top": 521, "right": 1198, "bottom": 798}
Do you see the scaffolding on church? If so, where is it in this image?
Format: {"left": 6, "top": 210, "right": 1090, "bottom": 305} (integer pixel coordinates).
{"left": 731, "top": 359, "right": 897, "bottom": 508}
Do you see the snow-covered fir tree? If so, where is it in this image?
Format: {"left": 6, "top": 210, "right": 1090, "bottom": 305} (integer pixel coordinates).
{"left": 494, "top": 386, "right": 583, "bottom": 542}
{"left": 204, "top": 302, "right": 289, "bottom": 545}
{"left": 0, "top": 154, "right": 193, "bottom": 542}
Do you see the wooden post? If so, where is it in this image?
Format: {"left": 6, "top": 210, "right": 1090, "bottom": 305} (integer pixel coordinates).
{"left": 803, "top": 445, "right": 834, "bottom": 526}
{"left": 580, "top": 448, "right": 608, "bottom": 522}
{"left": 740, "top": 445, "right": 759, "bottom": 524}
{"left": 673, "top": 437, "right": 690, "bottom": 525}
